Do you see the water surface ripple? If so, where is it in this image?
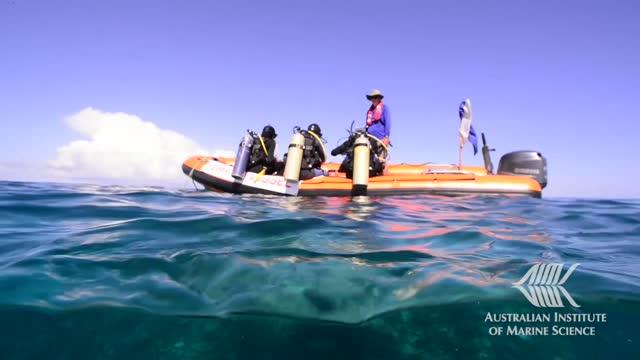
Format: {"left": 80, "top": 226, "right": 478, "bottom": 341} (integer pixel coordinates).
{"left": 1, "top": 181, "right": 638, "bottom": 359}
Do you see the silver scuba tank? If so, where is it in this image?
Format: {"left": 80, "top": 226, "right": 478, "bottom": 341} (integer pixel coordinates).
{"left": 352, "top": 132, "right": 370, "bottom": 195}
{"left": 231, "top": 130, "right": 254, "bottom": 180}
{"left": 283, "top": 129, "right": 305, "bottom": 182}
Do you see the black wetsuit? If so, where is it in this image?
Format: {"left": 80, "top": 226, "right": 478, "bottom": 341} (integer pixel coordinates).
{"left": 299, "top": 130, "right": 326, "bottom": 180}
{"left": 331, "top": 134, "right": 384, "bottom": 178}
{"left": 247, "top": 137, "right": 277, "bottom": 174}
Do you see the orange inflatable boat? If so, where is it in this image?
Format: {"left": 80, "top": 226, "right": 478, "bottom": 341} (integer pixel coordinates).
{"left": 182, "top": 151, "right": 547, "bottom": 197}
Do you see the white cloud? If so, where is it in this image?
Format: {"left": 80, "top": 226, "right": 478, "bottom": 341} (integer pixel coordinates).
{"left": 49, "top": 107, "right": 222, "bottom": 183}
{"left": 211, "top": 149, "right": 235, "bottom": 158}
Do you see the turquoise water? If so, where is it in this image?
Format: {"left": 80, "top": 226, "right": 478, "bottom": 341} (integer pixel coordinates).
{"left": 1, "top": 181, "right": 638, "bottom": 359}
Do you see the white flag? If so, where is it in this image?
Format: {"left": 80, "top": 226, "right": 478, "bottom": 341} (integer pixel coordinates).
{"left": 458, "top": 98, "right": 473, "bottom": 147}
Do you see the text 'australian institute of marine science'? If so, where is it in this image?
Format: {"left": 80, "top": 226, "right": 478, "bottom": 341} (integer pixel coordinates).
{"left": 484, "top": 312, "right": 608, "bottom": 336}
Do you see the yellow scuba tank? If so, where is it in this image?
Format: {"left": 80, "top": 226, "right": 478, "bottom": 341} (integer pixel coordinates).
{"left": 283, "top": 130, "right": 305, "bottom": 182}
{"left": 352, "top": 132, "right": 370, "bottom": 195}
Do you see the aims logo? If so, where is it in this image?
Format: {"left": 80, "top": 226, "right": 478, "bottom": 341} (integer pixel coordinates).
{"left": 513, "top": 263, "right": 581, "bottom": 308}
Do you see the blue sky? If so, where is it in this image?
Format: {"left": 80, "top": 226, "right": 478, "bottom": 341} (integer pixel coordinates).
{"left": 1, "top": 0, "right": 639, "bottom": 197}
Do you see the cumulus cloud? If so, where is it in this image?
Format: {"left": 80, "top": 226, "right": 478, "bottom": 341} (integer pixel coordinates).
{"left": 211, "top": 149, "right": 235, "bottom": 158}
{"left": 50, "top": 107, "right": 223, "bottom": 183}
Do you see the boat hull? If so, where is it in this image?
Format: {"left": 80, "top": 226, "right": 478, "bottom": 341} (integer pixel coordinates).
{"left": 182, "top": 156, "right": 542, "bottom": 197}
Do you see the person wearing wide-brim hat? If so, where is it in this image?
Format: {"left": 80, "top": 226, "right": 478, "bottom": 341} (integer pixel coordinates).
{"left": 366, "top": 89, "right": 385, "bottom": 101}
{"left": 365, "top": 89, "right": 391, "bottom": 161}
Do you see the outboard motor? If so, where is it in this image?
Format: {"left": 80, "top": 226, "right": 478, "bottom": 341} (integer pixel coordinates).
{"left": 497, "top": 151, "right": 548, "bottom": 188}
{"left": 283, "top": 128, "right": 305, "bottom": 182}
{"left": 481, "top": 133, "right": 495, "bottom": 174}
{"left": 231, "top": 130, "right": 255, "bottom": 180}
{"left": 352, "top": 131, "right": 370, "bottom": 196}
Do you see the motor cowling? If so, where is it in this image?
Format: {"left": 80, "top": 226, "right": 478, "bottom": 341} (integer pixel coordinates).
{"left": 497, "top": 151, "right": 548, "bottom": 189}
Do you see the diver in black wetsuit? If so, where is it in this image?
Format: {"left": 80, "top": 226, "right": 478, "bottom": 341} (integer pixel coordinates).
{"left": 247, "top": 125, "right": 278, "bottom": 174}
{"left": 299, "top": 123, "right": 327, "bottom": 180}
{"left": 331, "top": 129, "right": 385, "bottom": 178}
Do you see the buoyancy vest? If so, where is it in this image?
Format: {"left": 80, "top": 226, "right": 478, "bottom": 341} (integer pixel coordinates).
{"left": 301, "top": 131, "right": 323, "bottom": 169}
{"left": 249, "top": 135, "right": 271, "bottom": 166}
{"left": 366, "top": 101, "right": 384, "bottom": 126}
{"left": 338, "top": 135, "right": 384, "bottom": 177}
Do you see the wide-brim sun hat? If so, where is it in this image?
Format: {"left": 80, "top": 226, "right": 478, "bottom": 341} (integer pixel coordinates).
{"left": 366, "top": 89, "right": 384, "bottom": 100}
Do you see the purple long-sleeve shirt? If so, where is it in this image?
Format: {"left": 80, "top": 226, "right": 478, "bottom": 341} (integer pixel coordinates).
{"left": 366, "top": 102, "right": 391, "bottom": 140}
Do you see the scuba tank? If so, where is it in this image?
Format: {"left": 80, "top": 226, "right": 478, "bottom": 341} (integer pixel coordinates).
{"left": 231, "top": 130, "right": 255, "bottom": 180}
{"left": 481, "top": 133, "right": 495, "bottom": 174}
{"left": 283, "top": 128, "right": 305, "bottom": 182}
{"left": 352, "top": 131, "right": 370, "bottom": 195}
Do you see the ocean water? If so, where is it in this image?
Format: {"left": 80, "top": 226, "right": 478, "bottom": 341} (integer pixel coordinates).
{"left": 0, "top": 180, "right": 638, "bottom": 359}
